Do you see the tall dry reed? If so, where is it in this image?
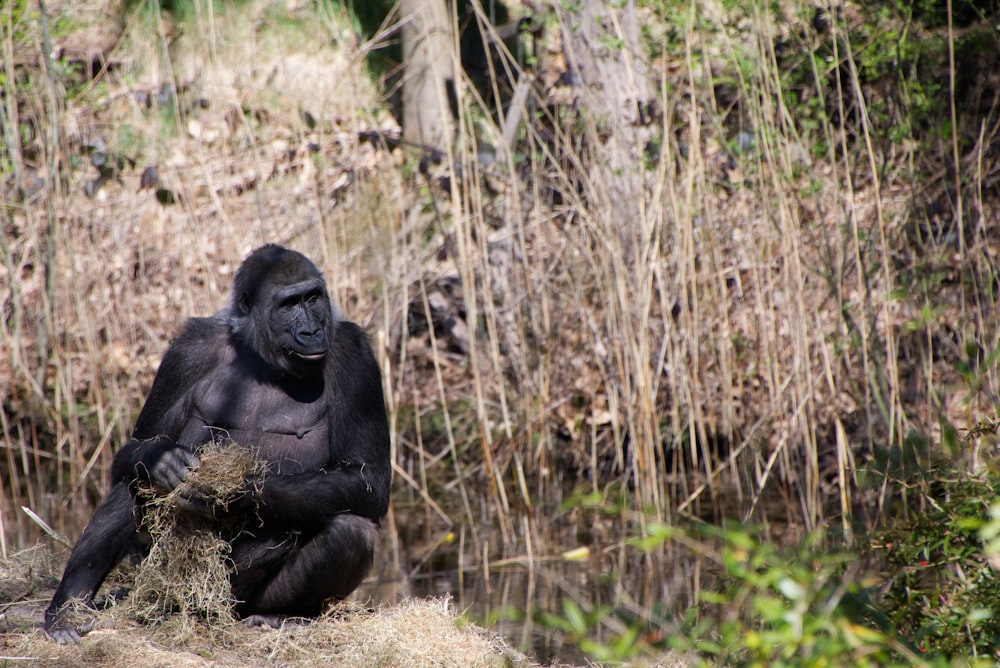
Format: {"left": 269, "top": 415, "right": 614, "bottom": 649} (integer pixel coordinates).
{"left": 2, "top": 0, "right": 999, "bottom": 651}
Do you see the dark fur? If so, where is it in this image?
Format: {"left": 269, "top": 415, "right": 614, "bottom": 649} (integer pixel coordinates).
{"left": 45, "top": 245, "right": 390, "bottom": 643}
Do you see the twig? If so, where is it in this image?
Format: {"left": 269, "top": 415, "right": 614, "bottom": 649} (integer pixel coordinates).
{"left": 21, "top": 506, "right": 72, "bottom": 548}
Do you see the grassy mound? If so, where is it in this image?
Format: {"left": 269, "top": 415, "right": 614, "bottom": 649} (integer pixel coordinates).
{"left": 3, "top": 596, "right": 527, "bottom": 667}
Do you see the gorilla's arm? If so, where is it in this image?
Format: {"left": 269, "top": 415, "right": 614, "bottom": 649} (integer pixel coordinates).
{"left": 246, "top": 324, "right": 391, "bottom": 525}
{"left": 44, "top": 317, "right": 226, "bottom": 643}
{"left": 111, "top": 317, "right": 226, "bottom": 489}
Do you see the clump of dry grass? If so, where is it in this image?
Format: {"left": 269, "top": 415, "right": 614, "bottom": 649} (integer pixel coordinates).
{"left": 162, "top": 437, "right": 266, "bottom": 510}
{"left": 122, "top": 439, "right": 265, "bottom": 630}
{"left": 2, "top": 553, "right": 528, "bottom": 668}
{"left": 237, "top": 598, "right": 529, "bottom": 667}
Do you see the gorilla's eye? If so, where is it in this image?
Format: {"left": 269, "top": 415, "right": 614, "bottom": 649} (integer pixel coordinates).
{"left": 280, "top": 291, "right": 323, "bottom": 309}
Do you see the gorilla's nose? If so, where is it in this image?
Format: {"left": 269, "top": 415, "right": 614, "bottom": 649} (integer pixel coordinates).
{"left": 295, "top": 328, "right": 327, "bottom": 353}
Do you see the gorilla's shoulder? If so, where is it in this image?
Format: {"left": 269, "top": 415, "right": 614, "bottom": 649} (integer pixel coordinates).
{"left": 334, "top": 319, "right": 368, "bottom": 344}
{"left": 161, "top": 313, "right": 234, "bottom": 369}
{"left": 332, "top": 319, "right": 376, "bottom": 358}
{"left": 171, "top": 313, "right": 231, "bottom": 346}
{"left": 328, "top": 319, "right": 379, "bottom": 383}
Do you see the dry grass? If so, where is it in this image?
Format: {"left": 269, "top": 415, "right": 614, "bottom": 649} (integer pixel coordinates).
{"left": 123, "top": 440, "right": 264, "bottom": 628}
{"left": 4, "top": 596, "right": 528, "bottom": 667}
{"left": 3, "top": 0, "right": 1000, "bottom": 662}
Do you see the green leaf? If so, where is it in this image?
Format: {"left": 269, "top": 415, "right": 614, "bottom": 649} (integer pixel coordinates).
{"left": 776, "top": 576, "right": 805, "bottom": 602}
{"left": 562, "top": 599, "right": 588, "bottom": 636}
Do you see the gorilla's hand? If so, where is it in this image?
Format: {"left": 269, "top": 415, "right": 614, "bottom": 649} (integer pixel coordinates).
{"left": 44, "top": 604, "right": 95, "bottom": 645}
{"left": 149, "top": 447, "right": 200, "bottom": 491}
{"left": 172, "top": 477, "right": 257, "bottom": 520}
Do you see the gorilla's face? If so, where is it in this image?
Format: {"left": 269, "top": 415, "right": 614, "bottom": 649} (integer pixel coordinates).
{"left": 230, "top": 244, "right": 336, "bottom": 379}
{"left": 267, "top": 277, "right": 330, "bottom": 375}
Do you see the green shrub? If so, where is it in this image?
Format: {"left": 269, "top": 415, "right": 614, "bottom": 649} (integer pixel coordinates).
{"left": 532, "top": 512, "right": 1000, "bottom": 665}
{"left": 662, "top": 523, "right": 917, "bottom": 667}
{"left": 866, "top": 471, "right": 1000, "bottom": 660}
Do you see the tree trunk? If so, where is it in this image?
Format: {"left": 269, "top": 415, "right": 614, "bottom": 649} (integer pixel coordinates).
{"left": 400, "top": 0, "right": 456, "bottom": 148}
{"left": 554, "top": 0, "right": 656, "bottom": 255}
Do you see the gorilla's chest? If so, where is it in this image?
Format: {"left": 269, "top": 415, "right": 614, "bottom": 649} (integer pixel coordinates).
{"left": 179, "top": 369, "right": 330, "bottom": 473}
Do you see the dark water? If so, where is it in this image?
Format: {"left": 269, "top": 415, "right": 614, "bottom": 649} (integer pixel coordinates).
{"left": 360, "top": 507, "right": 708, "bottom": 666}
{"left": 362, "top": 546, "right": 599, "bottom": 664}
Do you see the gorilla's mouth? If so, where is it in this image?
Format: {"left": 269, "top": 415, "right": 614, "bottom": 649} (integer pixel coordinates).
{"left": 289, "top": 350, "right": 327, "bottom": 361}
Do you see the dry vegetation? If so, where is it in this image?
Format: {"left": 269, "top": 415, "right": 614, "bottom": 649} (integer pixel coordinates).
{"left": 125, "top": 440, "right": 263, "bottom": 628}
{"left": 4, "top": 0, "right": 1000, "bottom": 663}
{"left": 0, "top": 545, "right": 524, "bottom": 668}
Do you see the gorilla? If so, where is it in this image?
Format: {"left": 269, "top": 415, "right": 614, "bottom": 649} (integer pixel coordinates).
{"left": 44, "top": 244, "right": 391, "bottom": 643}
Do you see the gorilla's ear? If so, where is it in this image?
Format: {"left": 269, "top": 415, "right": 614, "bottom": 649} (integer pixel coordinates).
{"left": 238, "top": 292, "right": 253, "bottom": 315}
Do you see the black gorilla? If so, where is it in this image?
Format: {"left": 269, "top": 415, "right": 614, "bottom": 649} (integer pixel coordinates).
{"left": 44, "top": 244, "right": 391, "bottom": 643}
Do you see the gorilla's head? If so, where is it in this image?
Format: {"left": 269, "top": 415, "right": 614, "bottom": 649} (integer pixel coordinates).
{"left": 230, "top": 244, "right": 335, "bottom": 378}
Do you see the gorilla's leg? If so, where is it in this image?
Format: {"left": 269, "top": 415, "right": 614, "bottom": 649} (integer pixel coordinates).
{"left": 230, "top": 513, "right": 378, "bottom": 623}
{"left": 45, "top": 483, "right": 144, "bottom": 643}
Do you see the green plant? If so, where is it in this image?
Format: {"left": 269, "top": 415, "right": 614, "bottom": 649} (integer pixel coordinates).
{"left": 657, "top": 523, "right": 924, "bottom": 667}
{"left": 868, "top": 471, "right": 1000, "bottom": 660}
{"left": 978, "top": 497, "right": 1000, "bottom": 556}
{"left": 530, "top": 598, "right": 647, "bottom": 664}
{"left": 528, "top": 518, "right": 948, "bottom": 666}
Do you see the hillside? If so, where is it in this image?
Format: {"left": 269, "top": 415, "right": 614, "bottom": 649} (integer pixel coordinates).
{"left": 4, "top": 0, "right": 1000, "bottom": 664}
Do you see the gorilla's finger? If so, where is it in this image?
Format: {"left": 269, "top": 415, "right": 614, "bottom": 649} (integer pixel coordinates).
{"left": 165, "top": 449, "right": 196, "bottom": 476}
{"left": 167, "top": 455, "right": 190, "bottom": 482}
{"left": 165, "top": 468, "right": 185, "bottom": 490}
{"left": 50, "top": 628, "right": 82, "bottom": 645}
{"left": 46, "top": 622, "right": 83, "bottom": 645}
{"left": 178, "top": 449, "right": 201, "bottom": 470}
{"left": 151, "top": 449, "right": 201, "bottom": 490}
{"left": 150, "top": 455, "right": 180, "bottom": 488}
{"left": 174, "top": 489, "right": 214, "bottom": 519}
{"left": 243, "top": 613, "right": 289, "bottom": 629}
